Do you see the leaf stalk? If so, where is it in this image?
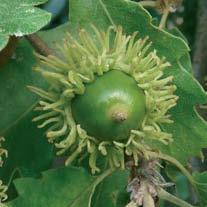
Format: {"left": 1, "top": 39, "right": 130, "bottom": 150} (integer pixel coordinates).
{"left": 158, "top": 188, "right": 196, "bottom": 207}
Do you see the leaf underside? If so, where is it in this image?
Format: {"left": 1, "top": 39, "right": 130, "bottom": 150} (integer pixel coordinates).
{"left": 0, "top": 0, "right": 51, "bottom": 51}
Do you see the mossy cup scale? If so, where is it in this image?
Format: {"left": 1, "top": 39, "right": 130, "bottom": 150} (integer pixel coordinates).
{"left": 72, "top": 70, "right": 146, "bottom": 141}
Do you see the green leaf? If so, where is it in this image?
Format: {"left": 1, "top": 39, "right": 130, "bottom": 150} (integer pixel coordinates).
{"left": 193, "top": 172, "right": 207, "bottom": 206}
{"left": 0, "top": 23, "right": 70, "bottom": 134}
{"left": 0, "top": 39, "right": 46, "bottom": 134}
{"left": 92, "top": 170, "right": 129, "bottom": 207}
{"left": 0, "top": 111, "right": 54, "bottom": 200}
{"left": 69, "top": 0, "right": 189, "bottom": 61}
{"left": 160, "top": 61, "right": 207, "bottom": 163}
{"left": 168, "top": 27, "right": 192, "bottom": 73}
{"left": 0, "top": 110, "right": 54, "bottom": 183}
{"left": 0, "top": 0, "right": 51, "bottom": 51}
{"left": 68, "top": 0, "right": 207, "bottom": 164}
{"left": 0, "top": 23, "right": 71, "bottom": 195}
{"left": 165, "top": 165, "right": 189, "bottom": 200}
{"left": 7, "top": 167, "right": 112, "bottom": 207}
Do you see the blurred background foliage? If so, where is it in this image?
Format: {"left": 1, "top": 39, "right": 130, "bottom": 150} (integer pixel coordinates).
{"left": 41, "top": 0, "right": 69, "bottom": 28}
{"left": 41, "top": 0, "right": 198, "bottom": 54}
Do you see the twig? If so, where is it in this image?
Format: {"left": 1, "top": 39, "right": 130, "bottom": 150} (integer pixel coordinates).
{"left": 26, "top": 34, "right": 54, "bottom": 57}
{"left": 159, "top": 7, "right": 170, "bottom": 29}
{"left": 139, "top": 1, "right": 157, "bottom": 8}
{"left": 130, "top": 165, "right": 137, "bottom": 181}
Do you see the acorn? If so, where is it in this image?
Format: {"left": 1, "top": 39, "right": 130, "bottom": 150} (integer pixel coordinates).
{"left": 72, "top": 69, "right": 146, "bottom": 141}
{"left": 29, "top": 26, "right": 178, "bottom": 173}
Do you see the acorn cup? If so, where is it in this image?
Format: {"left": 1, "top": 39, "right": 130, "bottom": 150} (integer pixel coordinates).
{"left": 29, "top": 25, "right": 178, "bottom": 174}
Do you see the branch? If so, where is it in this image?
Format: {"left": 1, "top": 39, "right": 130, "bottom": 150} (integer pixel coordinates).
{"left": 193, "top": 0, "right": 207, "bottom": 84}
{"left": 26, "top": 34, "right": 54, "bottom": 57}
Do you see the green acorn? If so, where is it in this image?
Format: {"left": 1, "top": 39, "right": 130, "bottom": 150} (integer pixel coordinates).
{"left": 29, "top": 26, "right": 178, "bottom": 173}
{"left": 72, "top": 69, "right": 146, "bottom": 141}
